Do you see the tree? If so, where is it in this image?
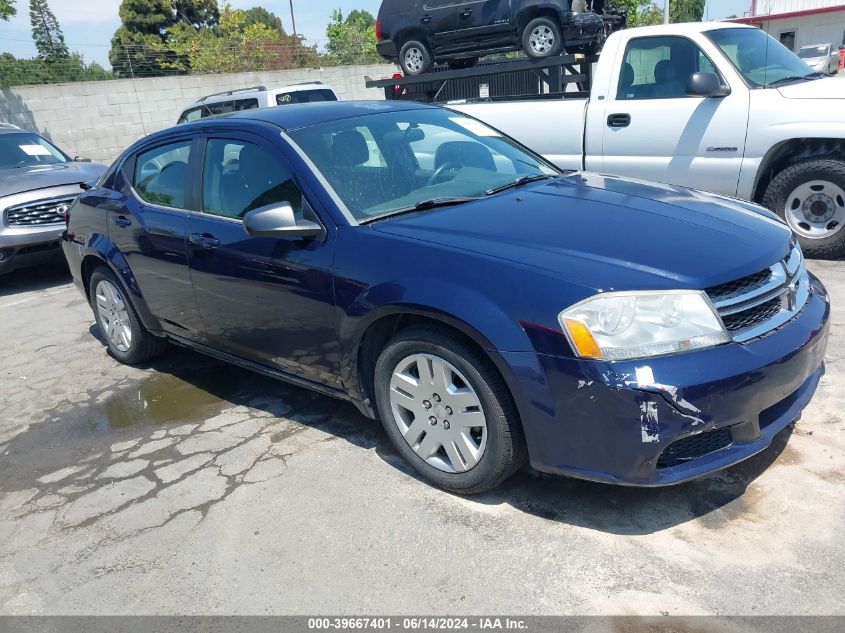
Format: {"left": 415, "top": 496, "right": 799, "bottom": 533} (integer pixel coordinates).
{"left": 109, "top": 0, "right": 220, "bottom": 77}
{"left": 670, "top": 0, "right": 705, "bottom": 23}
{"left": 1, "top": 0, "right": 14, "bottom": 20}
{"left": 636, "top": 3, "right": 665, "bottom": 26}
{"left": 614, "top": 0, "right": 659, "bottom": 28}
{"left": 243, "top": 6, "right": 283, "bottom": 33}
{"left": 325, "top": 8, "right": 381, "bottom": 65}
{"left": 0, "top": 51, "right": 112, "bottom": 86}
{"left": 29, "top": 0, "right": 69, "bottom": 62}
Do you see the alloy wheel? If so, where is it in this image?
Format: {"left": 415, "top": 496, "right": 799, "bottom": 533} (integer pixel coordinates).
{"left": 388, "top": 353, "right": 487, "bottom": 473}
{"left": 529, "top": 25, "right": 555, "bottom": 55}
{"left": 404, "top": 47, "right": 424, "bottom": 73}
{"left": 784, "top": 179, "right": 845, "bottom": 239}
{"left": 95, "top": 279, "right": 132, "bottom": 353}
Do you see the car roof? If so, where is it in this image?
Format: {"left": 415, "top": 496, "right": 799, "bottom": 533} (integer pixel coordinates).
{"left": 186, "top": 82, "right": 337, "bottom": 108}
{"left": 177, "top": 100, "right": 436, "bottom": 133}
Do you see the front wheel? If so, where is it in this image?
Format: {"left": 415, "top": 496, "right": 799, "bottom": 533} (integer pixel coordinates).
{"left": 521, "top": 17, "right": 563, "bottom": 59}
{"left": 399, "top": 40, "right": 432, "bottom": 76}
{"left": 89, "top": 267, "right": 167, "bottom": 364}
{"left": 373, "top": 326, "right": 526, "bottom": 494}
{"left": 762, "top": 159, "right": 845, "bottom": 259}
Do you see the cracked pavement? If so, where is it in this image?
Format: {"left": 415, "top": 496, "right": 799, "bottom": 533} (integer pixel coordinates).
{"left": 0, "top": 261, "right": 843, "bottom": 615}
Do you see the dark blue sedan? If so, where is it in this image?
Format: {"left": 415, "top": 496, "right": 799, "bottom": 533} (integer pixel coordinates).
{"left": 62, "top": 101, "right": 830, "bottom": 493}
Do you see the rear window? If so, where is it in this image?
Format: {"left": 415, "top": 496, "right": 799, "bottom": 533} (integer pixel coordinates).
{"left": 276, "top": 89, "right": 338, "bottom": 105}
{"left": 798, "top": 45, "right": 829, "bottom": 58}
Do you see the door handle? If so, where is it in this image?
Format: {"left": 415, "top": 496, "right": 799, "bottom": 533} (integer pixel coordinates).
{"left": 112, "top": 215, "right": 132, "bottom": 227}
{"left": 607, "top": 113, "right": 631, "bottom": 128}
{"left": 421, "top": 15, "right": 431, "bottom": 23}
{"left": 459, "top": 8, "right": 472, "bottom": 17}
{"left": 190, "top": 233, "right": 221, "bottom": 249}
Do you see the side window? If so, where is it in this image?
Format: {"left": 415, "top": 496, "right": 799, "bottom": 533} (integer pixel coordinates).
{"left": 133, "top": 141, "right": 191, "bottom": 209}
{"left": 178, "top": 107, "right": 203, "bottom": 124}
{"left": 202, "top": 139, "right": 306, "bottom": 220}
{"left": 233, "top": 98, "right": 259, "bottom": 111}
{"left": 617, "top": 36, "right": 722, "bottom": 100}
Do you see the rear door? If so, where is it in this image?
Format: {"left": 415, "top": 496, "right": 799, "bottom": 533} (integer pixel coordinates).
{"left": 185, "top": 130, "right": 340, "bottom": 387}
{"left": 422, "top": 0, "right": 460, "bottom": 52}
{"left": 453, "top": 0, "right": 512, "bottom": 49}
{"left": 106, "top": 137, "right": 203, "bottom": 335}
{"left": 595, "top": 34, "right": 750, "bottom": 196}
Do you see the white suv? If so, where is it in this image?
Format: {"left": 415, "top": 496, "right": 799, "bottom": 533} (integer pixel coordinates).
{"left": 177, "top": 82, "right": 339, "bottom": 124}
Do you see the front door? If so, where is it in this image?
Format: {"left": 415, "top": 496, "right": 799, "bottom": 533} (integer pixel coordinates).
{"left": 185, "top": 132, "right": 340, "bottom": 387}
{"left": 595, "top": 34, "right": 750, "bottom": 196}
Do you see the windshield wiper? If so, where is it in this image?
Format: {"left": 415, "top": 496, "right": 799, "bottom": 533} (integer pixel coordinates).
{"left": 485, "top": 174, "right": 554, "bottom": 196}
{"left": 765, "top": 72, "right": 825, "bottom": 87}
{"left": 361, "top": 196, "right": 481, "bottom": 223}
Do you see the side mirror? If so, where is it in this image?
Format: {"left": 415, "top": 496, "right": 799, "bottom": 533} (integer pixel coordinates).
{"left": 74, "top": 155, "right": 92, "bottom": 162}
{"left": 686, "top": 72, "right": 730, "bottom": 97}
{"left": 243, "top": 202, "right": 323, "bottom": 239}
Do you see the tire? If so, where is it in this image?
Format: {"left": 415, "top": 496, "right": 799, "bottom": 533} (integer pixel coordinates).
{"left": 399, "top": 39, "right": 432, "bottom": 76}
{"left": 373, "top": 325, "right": 526, "bottom": 494}
{"left": 446, "top": 57, "right": 478, "bottom": 70}
{"left": 761, "top": 159, "right": 845, "bottom": 259}
{"left": 88, "top": 266, "right": 167, "bottom": 364}
{"left": 521, "top": 17, "right": 563, "bottom": 59}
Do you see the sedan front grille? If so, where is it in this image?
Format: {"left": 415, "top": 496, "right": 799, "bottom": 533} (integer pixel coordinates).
{"left": 657, "top": 428, "right": 733, "bottom": 469}
{"left": 705, "top": 243, "right": 809, "bottom": 342}
{"left": 4, "top": 196, "right": 76, "bottom": 227}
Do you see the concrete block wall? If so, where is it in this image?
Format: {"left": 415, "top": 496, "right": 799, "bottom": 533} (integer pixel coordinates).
{"left": 0, "top": 63, "right": 397, "bottom": 164}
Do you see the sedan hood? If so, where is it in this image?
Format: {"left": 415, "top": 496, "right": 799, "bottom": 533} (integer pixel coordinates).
{"left": 371, "top": 173, "right": 792, "bottom": 291}
{"left": 777, "top": 76, "right": 845, "bottom": 99}
{"left": 0, "top": 162, "right": 106, "bottom": 198}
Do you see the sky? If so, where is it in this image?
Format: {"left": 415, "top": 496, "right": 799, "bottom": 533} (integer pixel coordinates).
{"left": 0, "top": 0, "right": 751, "bottom": 69}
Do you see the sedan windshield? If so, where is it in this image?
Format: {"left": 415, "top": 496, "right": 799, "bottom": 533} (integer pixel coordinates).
{"left": 0, "top": 132, "right": 68, "bottom": 168}
{"left": 706, "top": 27, "right": 816, "bottom": 87}
{"left": 798, "top": 45, "right": 829, "bottom": 59}
{"left": 287, "top": 108, "right": 559, "bottom": 222}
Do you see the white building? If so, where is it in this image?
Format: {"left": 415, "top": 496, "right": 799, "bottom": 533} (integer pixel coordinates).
{"left": 732, "top": 0, "right": 845, "bottom": 52}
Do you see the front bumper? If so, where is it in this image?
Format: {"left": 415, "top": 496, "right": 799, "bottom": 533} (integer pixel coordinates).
{"left": 0, "top": 225, "right": 66, "bottom": 274}
{"left": 503, "top": 273, "right": 830, "bottom": 486}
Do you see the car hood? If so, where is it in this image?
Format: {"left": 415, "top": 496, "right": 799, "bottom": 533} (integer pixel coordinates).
{"left": 0, "top": 162, "right": 106, "bottom": 198}
{"left": 370, "top": 173, "right": 793, "bottom": 291}
{"left": 777, "top": 76, "right": 844, "bottom": 99}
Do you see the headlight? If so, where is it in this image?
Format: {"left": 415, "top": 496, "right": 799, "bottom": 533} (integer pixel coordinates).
{"left": 559, "top": 290, "right": 729, "bottom": 360}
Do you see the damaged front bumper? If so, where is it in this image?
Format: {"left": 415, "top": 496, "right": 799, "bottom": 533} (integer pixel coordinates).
{"left": 503, "top": 273, "right": 830, "bottom": 486}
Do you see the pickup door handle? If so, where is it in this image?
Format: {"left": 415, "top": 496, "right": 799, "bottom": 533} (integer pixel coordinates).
{"left": 421, "top": 15, "right": 431, "bottom": 23}
{"left": 190, "top": 232, "right": 221, "bottom": 249}
{"left": 459, "top": 8, "right": 472, "bottom": 17}
{"left": 607, "top": 113, "right": 631, "bottom": 128}
{"left": 112, "top": 215, "right": 132, "bottom": 228}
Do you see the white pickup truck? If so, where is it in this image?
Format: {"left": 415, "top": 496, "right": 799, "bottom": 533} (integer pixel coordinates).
{"left": 451, "top": 21, "right": 845, "bottom": 258}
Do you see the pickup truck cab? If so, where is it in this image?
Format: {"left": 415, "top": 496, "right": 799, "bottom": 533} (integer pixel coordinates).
{"left": 452, "top": 22, "right": 845, "bottom": 258}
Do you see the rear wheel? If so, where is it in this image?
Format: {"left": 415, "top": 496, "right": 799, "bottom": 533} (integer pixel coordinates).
{"left": 762, "top": 159, "right": 845, "bottom": 259}
{"left": 521, "top": 17, "right": 563, "bottom": 59}
{"left": 373, "top": 325, "right": 526, "bottom": 494}
{"left": 399, "top": 39, "right": 432, "bottom": 75}
{"left": 89, "top": 267, "right": 167, "bottom": 364}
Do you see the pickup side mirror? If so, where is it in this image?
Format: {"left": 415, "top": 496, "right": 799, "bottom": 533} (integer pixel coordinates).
{"left": 243, "top": 202, "right": 323, "bottom": 239}
{"left": 686, "top": 72, "right": 730, "bottom": 97}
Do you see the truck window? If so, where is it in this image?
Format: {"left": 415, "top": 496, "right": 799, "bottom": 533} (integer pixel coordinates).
{"left": 276, "top": 89, "right": 338, "bottom": 105}
{"left": 617, "top": 36, "right": 722, "bottom": 100}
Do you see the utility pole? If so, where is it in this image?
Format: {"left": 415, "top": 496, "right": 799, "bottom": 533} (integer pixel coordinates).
{"left": 289, "top": 0, "right": 297, "bottom": 37}
{"left": 663, "top": 0, "right": 670, "bottom": 23}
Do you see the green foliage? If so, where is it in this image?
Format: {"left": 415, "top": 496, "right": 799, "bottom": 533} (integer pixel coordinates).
{"left": 0, "top": 52, "right": 112, "bottom": 86}
{"left": 161, "top": 3, "right": 319, "bottom": 74}
{"left": 670, "top": 0, "right": 705, "bottom": 23}
{"left": 242, "top": 6, "right": 284, "bottom": 33}
{"left": 1, "top": 0, "right": 15, "bottom": 21}
{"left": 29, "top": 0, "right": 69, "bottom": 62}
{"left": 325, "top": 8, "right": 381, "bottom": 65}
{"left": 635, "top": 3, "right": 665, "bottom": 26}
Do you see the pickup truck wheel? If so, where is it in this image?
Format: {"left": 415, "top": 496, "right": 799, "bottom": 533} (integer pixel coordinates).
{"left": 89, "top": 267, "right": 167, "bottom": 365}
{"left": 762, "top": 159, "right": 845, "bottom": 259}
{"left": 373, "top": 326, "right": 526, "bottom": 494}
{"left": 522, "top": 17, "right": 563, "bottom": 58}
{"left": 399, "top": 40, "right": 432, "bottom": 75}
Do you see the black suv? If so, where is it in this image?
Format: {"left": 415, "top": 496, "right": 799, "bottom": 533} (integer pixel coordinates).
{"left": 375, "top": 0, "right": 616, "bottom": 75}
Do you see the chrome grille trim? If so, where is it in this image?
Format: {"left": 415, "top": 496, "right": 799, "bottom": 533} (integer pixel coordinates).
{"left": 4, "top": 195, "right": 77, "bottom": 227}
{"left": 706, "top": 244, "right": 809, "bottom": 343}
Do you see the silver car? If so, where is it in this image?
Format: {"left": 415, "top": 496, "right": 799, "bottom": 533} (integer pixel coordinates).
{"left": 0, "top": 124, "right": 105, "bottom": 275}
{"left": 798, "top": 43, "right": 839, "bottom": 74}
